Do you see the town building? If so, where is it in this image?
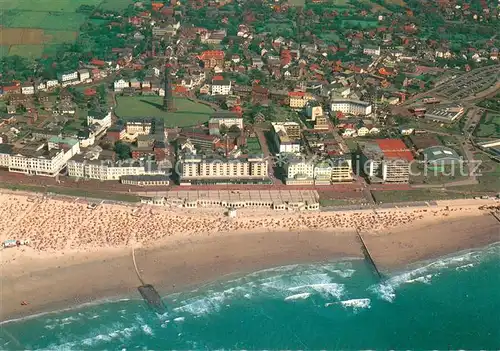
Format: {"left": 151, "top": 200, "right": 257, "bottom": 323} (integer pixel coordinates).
{"left": 179, "top": 155, "right": 268, "bottom": 184}
{"left": 421, "top": 146, "right": 461, "bottom": 171}
{"left": 208, "top": 111, "right": 244, "bottom": 135}
{"left": 8, "top": 137, "right": 80, "bottom": 177}
{"left": 363, "top": 45, "right": 381, "bottom": 56}
{"left": 121, "top": 174, "right": 170, "bottom": 186}
{"left": 78, "top": 69, "right": 91, "bottom": 82}
{"left": 211, "top": 78, "right": 232, "bottom": 95}
{"left": 360, "top": 139, "right": 413, "bottom": 183}
{"left": 285, "top": 158, "right": 315, "bottom": 185}
{"left": 87, "top": 110, "right": 112, "bottom": 135}
{"left": 424, "top": 104, "right": 464, "bottom": 123}
{"left": 288, "top": 91, "right": 314, "bottom": 110}
{"left": 21, "top": 84, "right": 35, "bottom": 95}
{"left": 57, "top": 71, "right": 79, "bottom": 86}
{"left": 67, "top": 156, "right": 165, "bottom": 181}
{"left": 126, "top": 120, "right": 152, "bottom": 135}
{"left": 271, "top": 122, "right": 301, "bottom": 154}
{"left": 198, "top": 50, "right": 225, "bottom": 69}
{"left": 331, "top": 99, "right": 372, "bottom": 116}
{"left": 114, "top": 79, "right": 130, "bottom": 92}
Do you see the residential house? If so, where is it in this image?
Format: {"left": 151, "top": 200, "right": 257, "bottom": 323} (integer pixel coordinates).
{"left": 114, "top": 79, "right": 130, "bottom": 92}
{"left": 78, "top": 69, "right": 91, "bottom": 82}
{"left": 21, "top": 83, "right": 35, "bottom": 95}
{"left": 211, "top": 78, "right": 232, "bottom": 95}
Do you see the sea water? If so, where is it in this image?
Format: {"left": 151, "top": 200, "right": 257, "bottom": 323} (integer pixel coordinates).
{"left": 1, "top": 243, "right": 499, "bottom": 350}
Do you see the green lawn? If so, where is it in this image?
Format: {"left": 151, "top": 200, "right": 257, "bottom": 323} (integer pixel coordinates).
{"left": 4, "top": 11, "right": 87, "bottom": 30}
{"left": 14, "top": 0, "right": 102, "bottom": 12}
{"left": 45, "top": 30, "right": 78, "bottom": 44}
{"left": 8, "top": 45, "right": 45, "bottom": 58}
{"left": 341, "top": 19, "right": 379, "bottom": 28}
{"left": 372, "top": 189, "right": 469, "bottom": 203}
{"left": 99, "top": 0, "right": 136, "bottom": 11}
{"left": 246, "top": 137, "right": 262, "bottom": 154}
{"left": 115, "top": 96, "right": 215, "bottom": 127}
{"left": 0, "top": 46, "right": 10, "bottom": 58}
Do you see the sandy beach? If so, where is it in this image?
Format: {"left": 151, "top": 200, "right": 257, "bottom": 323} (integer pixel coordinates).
{"left": 0, "top": 192, "right": 498, "bottom": 321}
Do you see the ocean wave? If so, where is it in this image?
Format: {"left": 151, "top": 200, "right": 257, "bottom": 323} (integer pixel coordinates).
{"left": 41, "top": 323, "right": 138, "bottom": 350}
{"left": 174, "top": 317, "right": 185, "bottom": 322}
{"left": 284, "top": 293, "right": 312, "bottom": 301}
{"left": 169, "top": 261, "right": 357, "bottom": 317}
{"left": 340, "top": 298, "right": 371, "bottom": 309}
{"left": 369, "top": 243, "right": 500, "bottom": 302}
{"left": 0, "top": 297, "right": 135, "bottom": 326}
{"left": 174, "top": 291, "right": 227, "bottom": 316}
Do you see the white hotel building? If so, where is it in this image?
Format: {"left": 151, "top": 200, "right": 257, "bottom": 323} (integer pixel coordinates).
{"left": 67, "top": 158, "right": 165, "bottom": 181}
{"left": 8, "top": 137, "right": 80, "bottom": 177}
{"left": 331, "top": 99, "right": 372, "bottom": 116}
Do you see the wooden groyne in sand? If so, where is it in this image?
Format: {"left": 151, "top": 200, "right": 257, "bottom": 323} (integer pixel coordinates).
{"left": 356, "top": 228, "right": 383, "bottom": 280}
{"left": 132, "top": 247, "right": 166, "bottom": 313}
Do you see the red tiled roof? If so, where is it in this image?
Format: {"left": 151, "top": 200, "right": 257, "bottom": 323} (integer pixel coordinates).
{"left": 91, "top": 58, "right": 105, "bottom": 66}
{"left": 84, "top": 88, "right": 97, "bottom": 96}
{"left": 376, "top": 139, "right": 413, "bottom": 161}
{"left": 198, "top": 50, "right": 225, "bottom": 60}
{"left": 212, "top": 75, "right": 224, "bottom": 81}
{"left": 288, "top": 91, "right": 305, "bottom": 97}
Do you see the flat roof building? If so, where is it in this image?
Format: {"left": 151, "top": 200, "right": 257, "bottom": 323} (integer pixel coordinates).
{"left": 360, "top": 139, "right": 413, "bottom": 184}
{"left": 424, "top": 104, "right": 464, "bottom": 123}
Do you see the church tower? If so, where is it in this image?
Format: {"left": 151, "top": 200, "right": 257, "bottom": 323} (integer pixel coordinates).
{"left": 163, "top": 63, "right": 175, "bottom": 112}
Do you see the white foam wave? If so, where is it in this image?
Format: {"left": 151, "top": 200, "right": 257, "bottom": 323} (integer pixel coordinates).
{"left": 42, "top": 324, "right": 138, "bottom": 350}
{"left": 174, "top": 317, "right": 185, "bottom": 322}
{"left": 174, "top": 291, "right": 226, "bottom": 316}
{"left": 456, "top": 263, "right": 474, "bottom": 271}
{"left": 405, "top": 274, "right": 435, "bottom": 284}
{"left": 141, "top": 324, "right": 154, "bottom": 335}
{"left": 329, "top": 269, "right": 356, "bottom": 278}
{"left": 289, "top": 283, "right": 345, "bottom": 299}
{"left": 284, "top": 293, "right": 311, "bottom": 301}
{"left": 369, "top": 244, "right": 500, "bottom": 303}
{"left": 340, "top": 298, "right": 371, "bottom": 309}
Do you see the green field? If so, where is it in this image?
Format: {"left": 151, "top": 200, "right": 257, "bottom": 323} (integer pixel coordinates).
{"left": 341, "top": 19, "right": 379, "bottom": 28}
{"left": 372, "top": 189, "right": 468, "bottom": 203}
{"left": 0, "top": 46, "right": 10, "bottom": 57}
{"left": 1, "top": 0, "right": 102, "bottom": 12}
{"left": 99, "top": 0, "right": 135, "bottom": 11}
{"left": 115, "top": 96, "right": 215, "bottom": 127}
{"left": 475, "top": 112, "right": 500, "bottom": 138}
{"left": 0, "top": 0, "right": 129, "bottom": 59}
{"left": 8, "top": 45, "right": 45, "bottom": 58}
{"left": 246, "top": 137, "right": 263, "bottom": 154}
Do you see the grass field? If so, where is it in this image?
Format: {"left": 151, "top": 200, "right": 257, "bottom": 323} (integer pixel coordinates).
{"left": 1, "top": 0, "right": 102, "bottom": 12}
{"left": 99, "top": 0, "right": 136, "bottom": 11}
{"left": 475, "top": 112, "right": 500, "bottom": 138}
{"left": 115, "top": 96, "right": 215, "bottom": 128}
{"left": 341, "top": 19, "right": 379, "bottom": 28}
{"left": 288, "top": 0, "right": 305, "bottom": 6}
{"left": 8, "top": 45, "right": 45, "bottom": 58}
{"left": 0, "top": 46, "right": 10, "bottom": 57}
{"left": 372, "top": 189, "right": 468, "bottom": 203}
{"left": 0, "top": 0, "right": 123, "bottom": 59}
{"left": 384, "top": 0, "right": 406, "bottom": 6}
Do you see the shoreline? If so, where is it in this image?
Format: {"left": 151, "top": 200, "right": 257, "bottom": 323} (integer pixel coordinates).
{"left": 1, "top": 192, "right": 499, "bottom": 322}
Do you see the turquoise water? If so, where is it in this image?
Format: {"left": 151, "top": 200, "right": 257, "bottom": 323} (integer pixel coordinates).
{"left": 2, "top": 244, "right": 500, "bottom": 350}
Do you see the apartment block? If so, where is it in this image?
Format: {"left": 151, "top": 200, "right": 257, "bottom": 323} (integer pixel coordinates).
{"left": 179, "top": 155, "right": 268, "bottom": 184}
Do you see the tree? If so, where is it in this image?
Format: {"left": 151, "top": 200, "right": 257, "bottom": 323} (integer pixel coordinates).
{"left": 219, "top": 124, "right": 228, "bottom": 136}
{"left": 114, "top": 141, "right": 132, "bottom": 160}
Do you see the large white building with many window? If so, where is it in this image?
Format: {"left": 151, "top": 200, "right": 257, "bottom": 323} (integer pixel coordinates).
{"left": 179, "top": 156, "right": 268, "bottom": 184}
{"left": 331, "top": 99, "right": 372, "bottom": 116}
{"left": 7, "top": 137, "right": 80, "bottom": 177}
